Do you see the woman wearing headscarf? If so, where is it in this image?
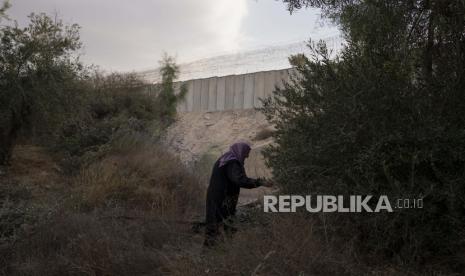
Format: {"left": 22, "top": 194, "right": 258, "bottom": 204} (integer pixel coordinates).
{"left": 203, "top": 141, "right": 272, "bottom": 247}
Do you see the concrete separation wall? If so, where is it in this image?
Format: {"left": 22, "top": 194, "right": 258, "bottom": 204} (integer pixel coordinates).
{"left": 157, "top": 68, "right": 296, "bottom": 112}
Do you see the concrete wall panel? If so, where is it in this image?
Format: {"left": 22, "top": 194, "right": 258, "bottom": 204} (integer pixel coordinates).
{"left": 264, "top": 70, "right": 276, "bottom": 99}
{"left": 208, "top": 77, "right": 218, "bottom": 111}
{"left": 148, "top": 68, "right": 292, "bottom": 112}
{"left": 276, "top": 70, "right": 288, "bottom": 90}
{"left": 253, "top": 71, "right": 265, "bottom": 108}
{"left": 186, "top": 80, "right": 194, "bottom": 112}
{"left": 201, "top": 79, "right": 210, "bottom": 111}
{"left": 174, "top": 82, "right": 186, "bottom": 112}
{"left": 243, "top": 74, "right": 254, "bottom": 109}
{"left": 192, "top": 79, "right": 202, "bottom": 112}
{"left": 216, "top": 77, "right": 226, "bottom": 111}
{"left": 224, "top": 75, "right": 235, "bottom": 110}
{"left": 233, "top": 75, "right": 245, "bottom": 109}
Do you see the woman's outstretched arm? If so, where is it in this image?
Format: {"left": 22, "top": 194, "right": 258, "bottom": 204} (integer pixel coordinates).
{"left": 226, "top": 161, "right": 262, "bottom": 189}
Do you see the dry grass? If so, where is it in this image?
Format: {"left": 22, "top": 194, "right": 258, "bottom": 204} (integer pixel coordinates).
{"left": 162, "top": 212, "right": 438, "bottom": 276}
{"left": 7, "top": 211, "right": 179, "bottom": 275}
{"left": 73, "top": 140, "right": 204, "bottom": 217}
{"left": 6, "top": 145, "right": 64, "bottom": 202}
{"left": 164, "top": 213, "right": 362, "bottom": 275}
{"left": 1, "top": 141, "right": 206, "bottom": 275}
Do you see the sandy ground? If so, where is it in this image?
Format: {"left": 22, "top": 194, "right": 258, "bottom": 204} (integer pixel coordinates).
{"left": 164, "top": 109, "right": 275, "bottom": 205}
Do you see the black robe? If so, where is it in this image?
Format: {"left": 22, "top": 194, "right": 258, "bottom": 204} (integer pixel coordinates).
{"left": 205, "top": 159, "right": 261, "bottom": 225}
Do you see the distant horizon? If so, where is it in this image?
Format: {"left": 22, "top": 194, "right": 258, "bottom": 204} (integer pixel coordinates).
{"left": 135, "top": 31, "right": 343, "bottom": 73}
{"left": 137, "top": 34, "right": 344, "bottom": 83}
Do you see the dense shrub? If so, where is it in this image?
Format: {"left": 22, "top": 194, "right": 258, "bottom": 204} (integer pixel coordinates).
{"left": 50, "top": 72, "right": 157, "bottom": 173}
{"left": 263, "top": 0, "right": 465, "bottom": 271}
{"left": 0, "top": 11, "right": 84, "bottom": 165}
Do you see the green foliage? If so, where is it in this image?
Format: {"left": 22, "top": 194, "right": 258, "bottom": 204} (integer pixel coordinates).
{"left": 52, "top": 72, "right": 160, "bottom": 173}
{"left": 265, "top": 0, "right": 465, "bottom": 271}
{"left": 155, "top": 54, "right": 187, "bottom": 123}
{"left": 0, "top": 12, "right": 83, "bottom": 165}
{"left": 0, "top": 9, "right": 184, "bottom": 171}
{"left": 52, "top": 58, "right": 186, "bottom": 173}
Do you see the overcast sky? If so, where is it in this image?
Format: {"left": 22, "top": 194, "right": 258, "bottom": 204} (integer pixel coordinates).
{"left": 8, "top": 0, "right": 339, "bottom": 72}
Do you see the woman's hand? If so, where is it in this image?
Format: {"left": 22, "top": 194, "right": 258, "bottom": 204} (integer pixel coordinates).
{"left": 260, "top": 178, "right": 275, "bottom": 187}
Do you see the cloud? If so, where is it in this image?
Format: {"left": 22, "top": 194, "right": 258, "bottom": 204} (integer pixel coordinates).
{"left": 8, "top": 0, "right": 249, "bottom": 71}
{"left": 8, "top": 0, "right": 339, "bottom": 72}
{"left": 203, "top": 0, "right": 248, "bottom": 53}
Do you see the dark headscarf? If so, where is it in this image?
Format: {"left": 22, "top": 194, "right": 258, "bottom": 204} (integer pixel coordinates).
{"left": 218, "top": 142, "right": 251, "bottom": 167}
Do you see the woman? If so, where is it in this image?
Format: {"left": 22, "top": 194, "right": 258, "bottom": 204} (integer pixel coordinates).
{"left": 204, "top": 141, "right": 272, "bottom": 247}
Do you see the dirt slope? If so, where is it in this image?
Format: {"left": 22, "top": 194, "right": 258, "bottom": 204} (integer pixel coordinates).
{"left": 164, "top": 109, "right": 275, "bottom": 205}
